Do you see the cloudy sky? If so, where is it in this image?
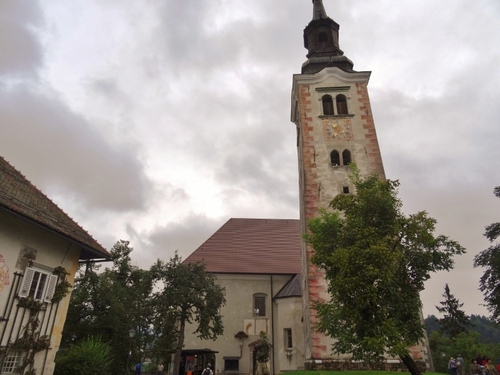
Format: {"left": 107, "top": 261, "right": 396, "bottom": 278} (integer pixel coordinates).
{"left": 2, "top": 0, "right": 499, "bottom": 317}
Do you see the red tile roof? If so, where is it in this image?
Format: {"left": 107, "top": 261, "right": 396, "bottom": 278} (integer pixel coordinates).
{"left": 184, "top": 218, "right": 301, "bottom": 274}
{"left": 0, "top": 156, "right": 110, "bottom": 260}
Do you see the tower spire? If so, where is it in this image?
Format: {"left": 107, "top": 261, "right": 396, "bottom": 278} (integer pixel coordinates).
{"left": 312, "top": 0, "right": 328, "bottom": 20}
{"left": 302, "top": 0, "right": 354, "bottom": 73}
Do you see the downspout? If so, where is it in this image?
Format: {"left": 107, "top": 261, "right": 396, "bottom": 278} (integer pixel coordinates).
{"left": 270, "top": 275, "right": 275, "bottom": 375}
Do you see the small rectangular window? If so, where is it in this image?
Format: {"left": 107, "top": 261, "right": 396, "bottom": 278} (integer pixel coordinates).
{"left": 224, "top": 358, "right": 239, "bottom": 372}
{"left": 284, "top": 328, "right": 293, "bottom": 349}
{"left": 2, "top": 353, "right": 20, "bottom": 373}
{"left": 342, "top": 186, "right": 350, "bottom": 194}
{"left": 254, "top": 295, "right": 266, "bottom": 316}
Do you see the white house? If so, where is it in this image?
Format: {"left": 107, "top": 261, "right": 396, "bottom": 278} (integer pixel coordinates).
{"left": 0, "top": 156, "right": 111, "bottom": 375}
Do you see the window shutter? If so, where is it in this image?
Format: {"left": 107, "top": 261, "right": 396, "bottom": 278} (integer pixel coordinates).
{"left": 44, "top": 275, "right": 58, "bottom": 302}
{"left": 19, "top": 268, "right": 35, "bottom": 298}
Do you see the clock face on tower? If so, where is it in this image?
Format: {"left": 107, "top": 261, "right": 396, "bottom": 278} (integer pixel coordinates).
{"left": 324, "top": 118, "right": 352, "bottom": 140}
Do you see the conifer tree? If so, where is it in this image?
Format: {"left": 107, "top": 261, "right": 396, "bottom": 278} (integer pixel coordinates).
{"left": 435, "top": 283, "right": 470, "bottom": 338}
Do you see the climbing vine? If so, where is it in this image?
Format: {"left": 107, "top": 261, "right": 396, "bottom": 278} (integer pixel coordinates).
{"left": 11, "top": 305, "right": 50, "bottom": 375}
{"left": 9, "top": 266, "right": 72, "bottom": 375}
{"left": 51, "top": 266, "right": 71, "bottom": 303}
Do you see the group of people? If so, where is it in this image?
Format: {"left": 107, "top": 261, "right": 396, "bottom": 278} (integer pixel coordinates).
{"left": 133, "top": 361, "right": 164, "bottom": 375}
{"left": 449, "top": 356, "right": 500, "bottom": 375}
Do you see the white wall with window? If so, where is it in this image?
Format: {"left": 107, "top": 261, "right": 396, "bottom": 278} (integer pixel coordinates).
{"left": 0, "top": 209, "right": 81, "bottom": 375}
{"left": 18, "top": 267, "right": 58, "bottom": 302}
{"left": 183, "top": 274, "right": 296, "bottom": 375}
{"left": 274, "top": 296, "right": 305, "bottom": 372}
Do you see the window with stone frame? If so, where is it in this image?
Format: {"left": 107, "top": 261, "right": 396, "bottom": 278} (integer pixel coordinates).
{"left": 284, "top": 328, "right": 293, "bottom": 349}
{"left": 342, "top": 149, "right": 351, "bottom": 165}
{"left": 224, "top": 358, "right": 239, "bottom": 372}
{"left": 336, "top": 94, "right": 348, "bottom": 115}
{"left": 253, "top": 294, "right": 266, "bottom": 316}
{"left": 330, "top": 150, "right": 340, "bottom": 166}
{"left": 322, "top": 95, "right": 334, "bottom": 116}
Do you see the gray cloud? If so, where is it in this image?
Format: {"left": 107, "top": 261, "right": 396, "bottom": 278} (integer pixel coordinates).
{"left": 0, "top": 0, "right": 498, "bottom": 318}
{"left": 130, "top": 213, "right": 223, "bottom": 266}
{"left": 0, "top": 0, "right": 44, "bottom": 78}
{"left": 0, "top": 86, "right": 152, "bottom": 212}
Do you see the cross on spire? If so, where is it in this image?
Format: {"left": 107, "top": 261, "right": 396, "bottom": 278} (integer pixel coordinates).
{"left": 312, "top": 0, "right": 328, "bottom": 20}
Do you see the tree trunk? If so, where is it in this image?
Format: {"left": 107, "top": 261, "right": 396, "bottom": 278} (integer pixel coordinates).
{"left": 400, "top": 352, "right": 422, "bottom": 375}
{"left": 172, "top": 318, "right": 186, "bottom": 375}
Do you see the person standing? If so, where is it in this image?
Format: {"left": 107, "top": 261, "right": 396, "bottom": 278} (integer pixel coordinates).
{"left": 135, "top": 362, "right": 142, "bottom": 375}
{"left": 471, "top": 360, "right": 482, "bottom": 375}
{"left": 449, "top": 357, "right": 457, "bottom": 375}
{"left": 486, "top": 359, "right": 497, "bottom": 375}
{"left": 157, "top": 363, "right": 164, "bottom": 375}
{"left": 202, "top": 363, "right": 213, "bottom": 375}
{"left": 457, "top": 355, "right": 465, "bottom": 375}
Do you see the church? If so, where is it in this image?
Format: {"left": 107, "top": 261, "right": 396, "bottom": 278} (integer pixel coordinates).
{"left": 183, "top": 1, "right": 430, "bottom": 374}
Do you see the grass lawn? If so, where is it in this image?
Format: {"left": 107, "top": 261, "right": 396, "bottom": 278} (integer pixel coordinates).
{"left": 283, "top": 371, "right": 446, "bottom": 375}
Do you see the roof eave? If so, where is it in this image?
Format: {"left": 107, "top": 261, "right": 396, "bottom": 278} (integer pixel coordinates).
{"left": 0, "top": 205, "right": 111, "bottom": 261}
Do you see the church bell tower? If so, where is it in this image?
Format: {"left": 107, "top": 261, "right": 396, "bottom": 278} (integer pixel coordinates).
{"left": 291, "top": 0, "right": 386, "bottom": 365}
{"left": 291, "top": 1, "right": 431, "bottom": 369}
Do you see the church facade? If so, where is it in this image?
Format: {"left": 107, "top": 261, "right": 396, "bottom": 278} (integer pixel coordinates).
{"left": 183, "top": 1, "right": 431, "bottom": 373}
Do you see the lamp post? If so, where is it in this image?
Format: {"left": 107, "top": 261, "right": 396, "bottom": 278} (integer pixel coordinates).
{"left": 125, "top": 328, "right": 136, "bottom": 375}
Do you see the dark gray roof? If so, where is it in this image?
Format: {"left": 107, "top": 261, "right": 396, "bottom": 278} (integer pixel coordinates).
{"left": 275, "top": 274, "right": 302, "bottom": 299}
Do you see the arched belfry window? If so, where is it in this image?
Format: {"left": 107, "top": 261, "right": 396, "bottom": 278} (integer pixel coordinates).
{"left": 318, "top": 32, "right": 328, "bottom": 43}
{"left": 342, "top": 149, "right": 351, "bottom": 165}
{"left": 330, "top": 150, "right": 340, "bottom": 166}
{"left": 322, "top": 95, "right": 334, "bottom": 116}
{"left": 336, "top": 94, "right": 348, "bottom": 115}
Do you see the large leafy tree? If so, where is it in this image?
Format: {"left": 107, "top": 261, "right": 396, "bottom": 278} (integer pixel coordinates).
{"left": 61, "top": 240, "right": 154, "bottom": 375}
{"left": 150, "top": 253, "right": 226, "bottom": 375}
{"left": 474, "top": 186, "right": 500, "bottom": 321}
{"left": 305, "top": 169, "right": 465, "bottom": 375}
{"left": 435, "top": 283, "right": 470, "bottom": 338}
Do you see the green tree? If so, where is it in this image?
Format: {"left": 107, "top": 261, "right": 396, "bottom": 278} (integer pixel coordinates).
{"left": 474, "top": 186, "right": 500, "bottom": 322}
{"left": 424, "top": 314, "right": 441, "bottom": 336}
{"left": 61, "top": 240, "right": 154, "bottom": 375}
{"left": 54, "top": 337, "right": 112, "bottom": 375}
{"left": 305, "top": 169, "right": 465, "bottom": 375}
{"left": 429, "top": 330, "right": 492, "bottom": 372}
{"left": 150, "top": 253, "right": 226, "bottom": 375}
{"left": 436, "top": 283, "right": 470, "bottom": 338}
{"left": 255, "top": 332, "right": 271, "bottom": 375}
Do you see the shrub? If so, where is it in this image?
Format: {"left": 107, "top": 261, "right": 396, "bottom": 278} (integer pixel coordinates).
{"left": 54, "top": 337, "right": 112, "bottom": 375}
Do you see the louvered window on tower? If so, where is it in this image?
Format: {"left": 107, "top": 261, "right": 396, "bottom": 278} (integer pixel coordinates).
{"left": 318, "top": 32, "right": 328, "bottom": 43}
{"left": 330, "top": 150, "right": 340, "bottom": 166}
{"left": 322, "top": 95, "right": 334, "bottom": 115}
{"left": 342, "top": 149, "right": 351, "bottom": 165}
{"left": 253, "top": 294, "right": 266, "bottom": 316}
{"left": 336, "top": 94, "right": 348, "bottom": 115}
{"left": 18, "top": 267, "right": 57, "bottom": 302}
